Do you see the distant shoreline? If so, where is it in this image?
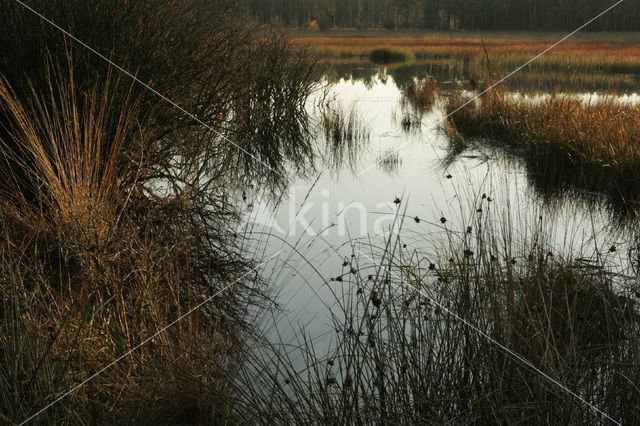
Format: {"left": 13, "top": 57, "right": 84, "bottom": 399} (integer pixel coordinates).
{"left": 290, "top": 29, "right": 640, "bottom": 42}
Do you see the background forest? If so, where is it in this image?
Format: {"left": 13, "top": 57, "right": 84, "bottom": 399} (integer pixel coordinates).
{"left": 242, "top": 0, "right": 640, "bottom": 32}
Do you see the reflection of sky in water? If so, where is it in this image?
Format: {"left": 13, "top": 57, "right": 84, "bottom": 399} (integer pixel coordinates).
{"left": 242, "top": 72, "right": 639, "bottom": 365}
{"left": 324, "top": 61, "right": 640, "bottom": 94}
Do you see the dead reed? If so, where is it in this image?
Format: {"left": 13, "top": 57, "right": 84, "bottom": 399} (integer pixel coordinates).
{"left": 404, "top": 75, "right": 439, "bottom": 110}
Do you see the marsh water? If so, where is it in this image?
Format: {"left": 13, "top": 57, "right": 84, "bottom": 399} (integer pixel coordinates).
{"left": 241, "top": 62, "right": 640, "bottom": 359}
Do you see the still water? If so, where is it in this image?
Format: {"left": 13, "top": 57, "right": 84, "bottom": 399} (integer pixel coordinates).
{"left": 240, "top": 64, "right": 640, "bottom": 360}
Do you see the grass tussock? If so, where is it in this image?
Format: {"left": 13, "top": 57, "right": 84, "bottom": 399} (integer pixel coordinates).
{"left": 404, "top": 75, "right": 439, "bottom": 110}
{"left": 446, "top": 90, "right": 640, "bottom": 208}
{"left": 369, "top": 48, "right": 415, "bottom": 64}
{"left": 0, "top": 0, "right": 321, "bottom": 190}
{"left": 0, "top": 65, "right": 262, "bottom": 424}
{"left": 400, "top": 114, "right": 421, "bottom": 132}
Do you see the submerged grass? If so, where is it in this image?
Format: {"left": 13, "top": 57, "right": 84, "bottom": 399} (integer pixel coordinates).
{"left": 446, "top": 89, "right": 640, "bottom": 211}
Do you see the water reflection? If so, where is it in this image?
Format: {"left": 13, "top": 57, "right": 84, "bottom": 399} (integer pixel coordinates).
{"left": 376, "top": 149, "right": 402, "bottom": 176}
{"left": 248, "top": 64, "right": 640, "bottom": 235}
{"left": 322, "top": 60, "right": 640, "bottom": 94}
{"left": 240, "top": 64, "right": 640, "bottom": 364}
{"left": 235, "top": 62, "right": 640, "bottom": 420}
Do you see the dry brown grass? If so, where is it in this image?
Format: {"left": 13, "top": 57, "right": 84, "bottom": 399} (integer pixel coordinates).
{"left": 293, "top": 33, "right": 640, "bottom": 74}
{"left": 404, "top": 76, "right": 439, "bottom": 109}
{"left": 0, "top": 64, "right": 255, "bottom": 424}
{"left": 446, "top": 89, "right": 640, "bottom": 208}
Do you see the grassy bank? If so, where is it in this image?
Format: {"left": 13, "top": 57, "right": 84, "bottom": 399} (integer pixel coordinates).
{"left": 446, "top": 90, "right": 640, "bottom": 211}
{"left": 0, "top": 69, "right": 258, "bottom": 423}
{"left": 0, "top": 1, "right": 318, "bottom": 423}
{"left": 293, "top": 32, "right": 640, "bottom": 74}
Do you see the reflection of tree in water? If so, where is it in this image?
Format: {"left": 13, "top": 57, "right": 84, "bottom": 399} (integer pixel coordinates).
{"left": 324, "top": 62, "right": 463, "bottom": 90}
{"left": 323, "top": 63, "right": 383, "bottom": 89}
{"left": 324, "top": 61, "right": 637, "bottom": 94}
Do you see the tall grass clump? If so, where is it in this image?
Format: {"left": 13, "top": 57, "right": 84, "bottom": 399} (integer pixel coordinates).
{"left": 321, "top": 102, "right": 370, "bottom": 171}
{"left": 0, "top": 1, "right": 321, "bottom": 423}
{"left": 404, "top": 75, "right": 439, "bottom": 110}
{"left": 0, "top": 61, "right": 268, "bottom": 425}
{"left": 370, "top": 48, "right": 415, "bottom": 64}
{"left": 232, "top": 199, "right": 640, "bottom": 424}
{"left": 0, "top": 0, "right": 320, "bottom": 188}
{"left": 446, "top": 89, "right": 640, "bottom": 210}
{"left": 400, "top": 114, "right": 421, "bottom": 132}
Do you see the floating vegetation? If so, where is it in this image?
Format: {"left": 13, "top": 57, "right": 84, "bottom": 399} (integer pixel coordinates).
{"left": 370, "top": 48, "right": 415, "bottom": 64}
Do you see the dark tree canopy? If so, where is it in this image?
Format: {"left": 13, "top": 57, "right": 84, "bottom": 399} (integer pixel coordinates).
{"left": 241, "top": 0, "right": 640, "bottom": 32}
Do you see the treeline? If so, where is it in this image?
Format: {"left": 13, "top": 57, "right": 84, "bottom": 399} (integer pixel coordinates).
{"left": 241, "top": 0, "right": 640, "bottom": 32}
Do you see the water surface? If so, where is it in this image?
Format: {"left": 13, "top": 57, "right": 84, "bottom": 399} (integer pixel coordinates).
{"left": 241, "top": 64, "right": 640, "bottom": 361}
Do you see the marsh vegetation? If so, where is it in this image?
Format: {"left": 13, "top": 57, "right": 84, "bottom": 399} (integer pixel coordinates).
{"left": 235, "top": 205, "right": 640, "bottom": 424}
{"left": 446, "top": 89, "right": 640, "bottom": 214}
{"left": 0, "top": 0, "right": 317, "bottom": 423}
{"left": 1, "top": 2, "right": 640, "bottom": 425}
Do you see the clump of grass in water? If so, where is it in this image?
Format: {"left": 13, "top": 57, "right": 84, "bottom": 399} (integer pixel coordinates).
{"left": 231, "top": 191, "right": 640, "bottom": 424}
{"left": 400, "top": 114, "right": 421, "bottom": 133}
{"left": 404, "top": 75, "right": 439, "bottom": 110}
{"left": 321, "top": 102, "right": 370, "bottom": 171}
{"left": 370, "top": 48, "right": 415, "bottom": 64}
{"left": 446, "top": 88, "right": 640, "bottom": 210}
